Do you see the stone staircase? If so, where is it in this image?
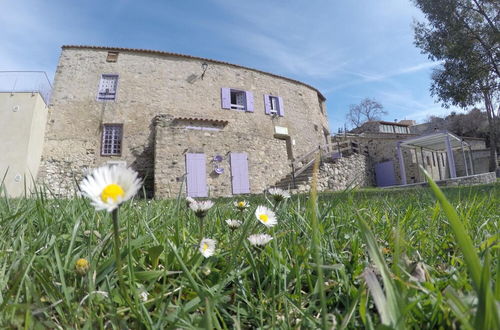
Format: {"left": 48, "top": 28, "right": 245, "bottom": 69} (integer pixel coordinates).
{"left": 271, "top": 137, "right": 368, "bottom": 192}
{"left": 273, "top": 165, "right": 315, "bottom": 190}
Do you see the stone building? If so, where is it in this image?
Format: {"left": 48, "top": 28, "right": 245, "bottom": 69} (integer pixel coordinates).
{"left": 334, "top": 120, "right": 493, "bottom": 187}
{"left": 39, "top": 45, "right": 330, "bottom": 198}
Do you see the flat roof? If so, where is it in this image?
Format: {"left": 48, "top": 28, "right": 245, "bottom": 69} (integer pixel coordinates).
{"left": 62, "top": 45, "right": 326, "bottom": 100}
{"left": 378, "top": 120, "right": 411, "bottom": 127}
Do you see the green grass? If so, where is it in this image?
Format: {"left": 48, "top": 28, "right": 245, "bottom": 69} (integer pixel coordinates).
{"left": 0, "top": 182, "right": 498, "bottom": 328}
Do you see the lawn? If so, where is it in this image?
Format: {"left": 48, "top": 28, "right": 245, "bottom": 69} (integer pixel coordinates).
{"left": 0, "top": 181, "right": 498, "bottom": 329}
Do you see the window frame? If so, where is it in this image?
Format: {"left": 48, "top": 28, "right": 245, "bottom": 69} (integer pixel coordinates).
{"left": 264, "top": 94, "right": 284, "bottom": 116}
{"left": 101, "top": 123, "right": 123, "bottom": 156}
{"left": 97, "top": 74, "right": 119, "bottom": 101}
{"left": 230, "top": 89, "right": 247, "bottom": 110}
{"left": 221, "top": 88, "right": 254, "bottom": 112}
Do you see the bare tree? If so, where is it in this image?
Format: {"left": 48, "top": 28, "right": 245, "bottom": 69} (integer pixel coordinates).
{"left": 346, "top": 98, "right": 387, "bottom": 128}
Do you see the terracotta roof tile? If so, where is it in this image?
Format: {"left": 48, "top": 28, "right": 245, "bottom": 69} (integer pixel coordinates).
{"left": 174, "top": 117, "right": 229, "bottom": 125}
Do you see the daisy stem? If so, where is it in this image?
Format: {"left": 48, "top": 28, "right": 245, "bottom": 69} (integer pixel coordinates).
{"left": 112, "top": 209, "right": 124, "bottom": 288}
{"left": 199, "top": 218, "right": 204, "bottom": 238}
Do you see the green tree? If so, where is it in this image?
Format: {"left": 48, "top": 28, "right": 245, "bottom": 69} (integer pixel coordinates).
{"left": 413, "top": 0, "right": 499, "bottom": 171}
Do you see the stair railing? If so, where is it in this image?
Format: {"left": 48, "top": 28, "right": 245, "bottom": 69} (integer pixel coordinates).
{"left": 288, "top": 141, "right": 366, "bottom": 188}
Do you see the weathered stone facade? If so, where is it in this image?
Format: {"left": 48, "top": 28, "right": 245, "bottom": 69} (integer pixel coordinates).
{"left": 154, "top": 115, "right": 290, "bottom": 197}
{"left": 39, "top": 46, "right": 330, "bottom": 198}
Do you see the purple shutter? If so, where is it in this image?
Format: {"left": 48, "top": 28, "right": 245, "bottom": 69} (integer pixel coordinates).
{"left": 245, "top": 91, "right": 254, "bottom": 112}
{"left": 278, "top": 96, "right": 285, "bottom": 116}
{"left": 186, "top": 153, "right": 208, "bottom": 197}
{"left": 230, "top": 153, "right": 250, "bottom": 194}
{"left": 221, "top": 88, "right": 230, "bottom": 109}
{"left": 264, "top": 94, "right": 271, "bottom": 115}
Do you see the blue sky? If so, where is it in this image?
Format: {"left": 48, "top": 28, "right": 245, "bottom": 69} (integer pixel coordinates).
{"left": 0, "top": 0, "right": 459, "bottom": 132}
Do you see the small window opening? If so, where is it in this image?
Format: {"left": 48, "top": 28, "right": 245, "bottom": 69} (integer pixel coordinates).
{"left": 106, "top": 51, "right": 119, "bottom": 62}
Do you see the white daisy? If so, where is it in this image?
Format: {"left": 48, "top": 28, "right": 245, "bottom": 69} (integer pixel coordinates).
{"left": 139, "top": 290, "right": 149, "bottom": 302}
{"left": 268, "top": 188, "right": 290, "bottom": 202}
{"left": 79, "top": 165, "right": 142, "bottom": 212}
{"left": 247, "top": 234, "right": 273, "bottom": 246}
{"left": 255, "top": 205, "right": 277, "bottom": 227}
{"left": 225, "top": 219, "right": 242, "bottom": 229}
{"left": 199, "top": 238, "right": 216, "bottom": 258}
{"left": 186, "top": 196, "right": 195, "bottom": 207}
{"left": 189, "top": 200, "right": 214, "bottom": 218}
{"left": 234, "top": 200, "right": 249, "bottom": 211}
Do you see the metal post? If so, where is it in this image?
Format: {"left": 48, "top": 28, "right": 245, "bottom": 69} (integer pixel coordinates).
{"left": 445, "top": 134, "right": 457, "bottom": 178}
{"left": 420, "top": 147, "right": 426, "bottom": 169}
{"left": 414, "top": 149, "right": 420, "bottom": 182}
{"left": 436, "top": 151, "right": 443, "bottom": 180}
{"left": 291, "top": 162, "right": 297, "bottom": 188}
{"left": 397, "top": 142, "right": 407, "bottom": 185}
{"left": 467, "top": 146, "right": 474, "bottom": 175}
{"left": 461, "top": 141, "right": 469, "bottom": 176}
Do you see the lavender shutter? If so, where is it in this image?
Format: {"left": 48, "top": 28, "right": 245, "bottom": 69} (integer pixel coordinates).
{"left": 221, "top": 88, "right": 230, "bottom": 109}
{"left": 186, "top": 153, "right": 208, "bottom": 197}
{"left": 264, "top": 94, "right": 271, "bottom": 115}
{"left": 230, "top": 153, "right": 250, "bottom": 194}
{"left": 245, "top": 91, "right": 254, "bottom": 112}
{"left": 278, "top": 96, "right": 285, "bottom": 116}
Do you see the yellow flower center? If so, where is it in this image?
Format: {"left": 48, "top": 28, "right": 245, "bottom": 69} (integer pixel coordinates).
{"left": 101, "top": 184, "right": 125, "bottom": 203}
{"left": 75, "top": 258, "right": 89, "bottom": 268}
{"left": 259, "top": 214, "right": 269, "bottom": 223}
{"left": 238, "top": 201, "right": 245, "bottom": 207}
{"left": 202, "top": 243, "right": 208, "bottom": 251}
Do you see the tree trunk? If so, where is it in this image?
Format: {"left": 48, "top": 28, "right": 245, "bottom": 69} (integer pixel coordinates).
{"left": 484, "top": 91, "right": 498, "bottom": 172}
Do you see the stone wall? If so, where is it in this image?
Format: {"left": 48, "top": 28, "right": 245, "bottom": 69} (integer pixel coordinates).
{"left": 39, "top": 46, "right": 329, "bottom": 197}
{"left": 154, "top": 115, "right": 290, "bottom": 197}
{"left": 454, "top": 149, "right": 491, "bottom": 177}
{"left": 442, "top": 172, "right": 497, "bottom": 186}
{"left": 387, "top": 171, "right": 496, "bottom": 189}
{"left": 294, "top": 154, "right": 373, "bottom": 192}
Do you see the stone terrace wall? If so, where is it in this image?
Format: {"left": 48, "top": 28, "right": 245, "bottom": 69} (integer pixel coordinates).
{"left": 387, "top": 171, "right": 496, "bottom": 189}
{"left": 294, "top": 154, "right": 373, "bottom": 193}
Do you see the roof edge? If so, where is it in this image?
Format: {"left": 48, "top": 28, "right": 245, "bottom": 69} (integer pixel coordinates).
{"left": 61, "top": 45, "right": 326, "bottom": 100}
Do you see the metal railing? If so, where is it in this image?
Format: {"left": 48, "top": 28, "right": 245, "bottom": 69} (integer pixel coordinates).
{"left": 0, "top": 71, "right": 52, "bottom": 104}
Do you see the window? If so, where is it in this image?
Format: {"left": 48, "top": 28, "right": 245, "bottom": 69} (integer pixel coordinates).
{"left": 101, "top": 124, "right": 123, "bottom": 156}
{"left": 106, "top": 51, "right": 119, "bottom": 62}
{"left": 231, "top": 90, "right": 246, "bottom": 110}
{"left": 380, "top": 124, "right": 394, "bottom": 133}
{"left": 395, "top": 126, "right": 409, "bottom": 134}
{"left": 264, "top": 94, "right": 284, "bottom": 116}
{"left": 97, "top": 74, "right": 118, "bottom": 101}
{"left": 221, "top": 88, "right": 254, "bottom": 112}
